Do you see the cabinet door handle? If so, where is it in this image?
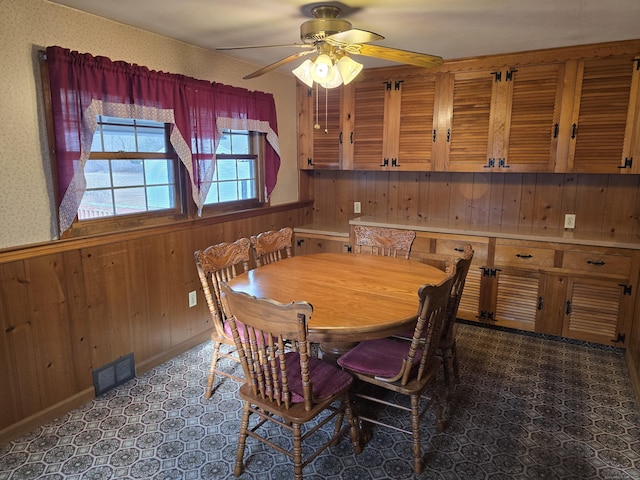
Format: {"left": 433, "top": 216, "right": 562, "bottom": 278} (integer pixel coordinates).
{"left": 339, "top": 132, "right": 343, "bottom": 144}
{"left": 586, "top": 260, "right": 605, "bottom": 266}
{"left": 516, "top": 254, "right": 533, "bottom": 259}
{"left": 565, "top": 301, "right": 572, "bottom": 315}
{"left": 571, "top": 123, "right": 577, "bottom": 139}
{"left": 537, "top": 296, "right": 543, "bottom": 311}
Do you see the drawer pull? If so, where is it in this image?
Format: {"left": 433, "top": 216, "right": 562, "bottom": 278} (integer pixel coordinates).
{"left": 515, "top": 254, "right": 533, "bottom": 259}
{"left": 454, "top": 247, "right": 464, "bottom": 252}
{"left": 586, "top": 260, "right": 605, "bottom": 266}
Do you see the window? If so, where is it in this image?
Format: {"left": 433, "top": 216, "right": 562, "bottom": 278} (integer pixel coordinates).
{"left": 203, "top": 129, "right": 264, "bottom": 209}
{"left": 78, "top": 116, "right": 180, "bottom": 220}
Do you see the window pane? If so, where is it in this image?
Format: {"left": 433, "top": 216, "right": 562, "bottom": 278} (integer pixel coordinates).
{"left": 114, "top": 187, "right": 146, "bottom": 214}
{"left": 238, "top": 179, "right": 255, "bottom": 200}
{"left": 112, "top": 160, "right": 144, "bottom": 187}
{"left": 203, "top": 183, "right": 219, "bottom": 204}
{"left": 217, "top": 159, "right": 237, "bottom": 181}
{"left": 147, "top": 185, "right": 174, "bottom": 209}
{"left": 237, "top": 159, "right": 254, "bottom": 180}
{"left": 145, "top": 159, "right": 172, "bottom": 185}
{"left": 231, "top": 133, "right": 249, "bottom": 154}
{"left": 219, "top": 181, "right": 238, "bottom": 202}
{"left": 217, "top": 133, "right": 231, "bottom": 154}
{"left": 84, "top": 160, "right": 112, "bottom": 188}
{"left": 136, "top": 126, "right": 166, "bottom": 153}
{"left": 78, "top": 190, "right": 114, "bottom": 219}
{"left": 102, "top": 123, "right": 137, "bottom": 152}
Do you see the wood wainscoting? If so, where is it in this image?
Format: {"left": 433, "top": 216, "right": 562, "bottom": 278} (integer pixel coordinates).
{"left": 0, "top": 203, "right": 312, "bottom": 443}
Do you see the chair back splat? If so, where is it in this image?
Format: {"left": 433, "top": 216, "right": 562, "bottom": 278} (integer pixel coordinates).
{"left": 220, "top": 282, "right": 361, "bottom": 480}
{"left": 353, "top": 225, "right": 416, "bottom": 259}
{"left": 250, "top": 226, "right": 293, "bottom": 267}
{"left": 337, "top": 268, "right": 455, "bottom": 474}
{"left": 194, "top": 238, "right": 251, "bottom": 398}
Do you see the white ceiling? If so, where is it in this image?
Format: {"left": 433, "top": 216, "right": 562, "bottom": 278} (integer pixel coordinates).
{"left": 47, "top": 0, "right": 640, "bottom": 79}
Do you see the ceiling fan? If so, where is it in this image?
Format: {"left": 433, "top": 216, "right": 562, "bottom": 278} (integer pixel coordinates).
{"left": 216, "top": 3, "right": 444, "bottom": 85}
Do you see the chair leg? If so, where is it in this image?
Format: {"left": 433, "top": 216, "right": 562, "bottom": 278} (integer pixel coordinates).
{"left": 292, "top": 422, "right": 303, "bottom": 480}
{"left": 233, "top": 402, "right": 251, "bottom": 477}
{"left": 410, "top": 394, "right": 423, "bottom": 474}
{"left": 451, "top": 340, "right": 460, "bottom": 383}
{"left": 205, "top": 340, "right": 222, "bottom": 399}
{"left": 344, "top": 397, "right": 362, "bottom": 454}
{"left": 441, "top": 347, "right": 452, "bottom": 386}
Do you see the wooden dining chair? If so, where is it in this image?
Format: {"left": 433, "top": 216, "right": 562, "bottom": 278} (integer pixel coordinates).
{"left": 194, "top": 238, "right": 251, "bottom": 398}
{"left": 337, "top": 269, "right": 455, "bottom": 475}
{"left": 439, "top": 244, "right": 474, "bottom": 385}
{"left": 219, "top": 282, "right": 361, "bottom": 480}
{"left": 353, "top": 225, "right": 416, "bottom": 259}
{"left": 250, "top": 226, "right": 293, "bottom": 267}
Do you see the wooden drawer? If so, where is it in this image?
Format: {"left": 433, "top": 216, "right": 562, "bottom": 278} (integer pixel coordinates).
{"left": 494, "top": 244, "right": 555, "bottom": 269}
{"left": 435, "top": 237, "right": 489, "bottom": 265}
{"left": 562, "top": 250, "right": 632, "bottom": 277}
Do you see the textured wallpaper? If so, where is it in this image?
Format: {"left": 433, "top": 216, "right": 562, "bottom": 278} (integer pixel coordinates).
{"left": 0, "top": 0, "right": 298, "bottom": 249}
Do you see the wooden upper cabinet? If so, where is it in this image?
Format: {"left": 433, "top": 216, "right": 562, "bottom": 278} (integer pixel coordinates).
{"left": 297, "top": 82, "right": 345, "bottom": 169}
{"left": 564, "top": 54, "right": 639, "bottom": 173}
{"left": 344, "top": 70, "right": 439, "bottom": 171}
{"left": 438, "top": 64, "right": 565, "bottom": 172}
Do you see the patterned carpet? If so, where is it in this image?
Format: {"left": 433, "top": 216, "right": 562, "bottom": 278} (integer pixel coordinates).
{"left": 1, "top": 322, "right": 639, "bottom": 479}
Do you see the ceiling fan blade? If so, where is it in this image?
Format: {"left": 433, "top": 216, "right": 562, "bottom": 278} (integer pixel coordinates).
{"left": 325, "top": 28, "right": 384, "bottom": 46}
{"left": 217, "top": 43, "right": 314, "bottom": 51}
{"left": 352, "top": 44, "right": 444, "bottom": 68}
{"left": 243, "top": 50, "right": 316, "bottom": 79}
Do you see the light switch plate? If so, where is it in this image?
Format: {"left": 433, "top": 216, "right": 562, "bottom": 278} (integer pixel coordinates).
{"left": 188, "top": 290, "right": 197, "bottom": 307}
{"left": 354, "top": 201, "right": 361, "bottom": 214}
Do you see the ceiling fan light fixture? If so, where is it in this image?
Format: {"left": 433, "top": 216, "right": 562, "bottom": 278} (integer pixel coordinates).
{"left": 310, "top": 54, "right": 335, "bottom": 84}
{"left": 319, "top": 66, "right": 344, "bottom": 88}
{"left": 336, "top": 55, "right": 363, "bottom": 85}
{"left": 292, "top": 59, "right": 315, "bottom": 88}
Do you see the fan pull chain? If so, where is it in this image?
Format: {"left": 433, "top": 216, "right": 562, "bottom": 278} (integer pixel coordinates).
{"left": 324, "top": 86, "right": 328, "bottom": 134}
{"left": 314, "top": 83, "right": 320, "bottom": 130}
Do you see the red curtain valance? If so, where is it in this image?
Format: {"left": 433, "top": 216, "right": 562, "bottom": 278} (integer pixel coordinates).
{"left": 46, "top": 46, "right": 280, "bottom": 234}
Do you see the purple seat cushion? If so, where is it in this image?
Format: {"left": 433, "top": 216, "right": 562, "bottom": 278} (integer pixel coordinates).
{"left": 337, "top": 338, "right": 422, "bottom": 379}
{"left": 284, "top": 352, "right": 353, "bottom": 402}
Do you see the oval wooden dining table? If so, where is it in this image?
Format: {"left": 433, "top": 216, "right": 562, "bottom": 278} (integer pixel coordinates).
{"left": 226, "top": 252, "right": 448, "bottom": 360}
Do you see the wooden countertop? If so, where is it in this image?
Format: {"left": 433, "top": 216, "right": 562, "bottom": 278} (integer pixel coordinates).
{"left": 295, "top": 218, "right": 640, "bottom": 250}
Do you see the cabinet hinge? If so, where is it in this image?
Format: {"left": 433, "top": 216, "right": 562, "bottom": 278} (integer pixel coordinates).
{"left": 634, "top": 58, "right": 640, "bottom": 70}
{"left": 394, "top": 80, "right": 404, "bottom": 90}
{"left": 477, "top": 310, "right": 495, "bottom": 320}
{"left": 391, "top": 158, "right": 400, "bottom": 167}
{"left": 484, "top": 158, "right": 495, "bottom": 168}
{"left": 611, "top": 333, "right": 626, "bottom": 344}
{"left": 481, "top": 267, "right": 499, "bottom": 277}
{"left": 617, "top": 157, "right": 633, "bottom": 169}
{"left": 498, "top": 158, "right": 510, "bottom": 168}
{"left": 306, "top": 88, "right": 312, "bottom": 97}
{"left": 346, "top": 245, "right": 352, "bottom": 253}
{"left": 380, "top": 158, "right": 389, "bottom": 167}
{"left": 384, "top": 81, "right": 392, "bottom": 90}
{"left": 491, "top": 71, "right": 502, "bottom": 82}
{"left": 307, "top": 157, "right": 313, "bottom": 166}
{"left": 296, "top": 239, "right": 305, "bottom": 247}
{"left": 619, "top": 283, "right": 632, "bottom": 295}
{"left": 506, "top": 69, "right": 517, "bottom": 81}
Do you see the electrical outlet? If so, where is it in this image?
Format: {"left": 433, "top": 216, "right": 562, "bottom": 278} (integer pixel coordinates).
{"left": 564, "top": 214, "right": 576, "bottom": 229}
{"left": 354, "top": 201, "right": 361, "bottom": 214}
{"left": 188, "top": 290, "right": 197, "bottom": 308}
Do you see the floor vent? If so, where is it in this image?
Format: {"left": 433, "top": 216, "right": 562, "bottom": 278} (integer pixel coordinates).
{"left": 92, "top": 352, "right": 135, "bottom": 396}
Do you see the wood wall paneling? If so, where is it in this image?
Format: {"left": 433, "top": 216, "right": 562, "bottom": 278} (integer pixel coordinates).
{"left": 0, "top": 204, "right": 312, "bottom": 440}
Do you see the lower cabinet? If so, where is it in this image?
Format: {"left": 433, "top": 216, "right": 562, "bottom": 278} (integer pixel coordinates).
{"left": 294, "top": 232, "right": 351, "bottom": 255}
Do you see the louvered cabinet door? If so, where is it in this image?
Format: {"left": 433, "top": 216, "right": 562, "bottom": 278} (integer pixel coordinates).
{"left": 311, "top": 86, "right": 344, "bottom": 169}
{"left": 568, "top": 55, "right": 637, "bottom": 173}
{"left": 441, "top": 70, "right": 497, "bottom": 171}
{"left": 492, "top": 268, "right": 541, "bottom": 332}
{"left": 351, "top": 77, "right": 387, "bottom": 169}
{"left": 500, "top": 64, "right": 565, "bottom": 172}
{"left": 562, "top": 277, "right": 628, "bottom": 345}
{"left": 394, "top": 74, "right": 438, "bottom": 171}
